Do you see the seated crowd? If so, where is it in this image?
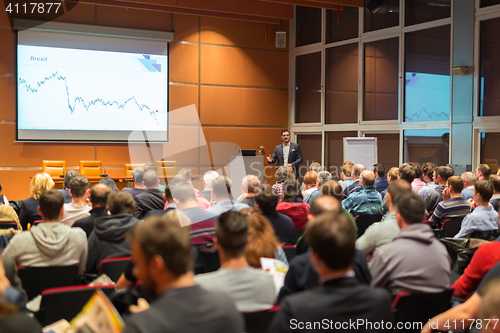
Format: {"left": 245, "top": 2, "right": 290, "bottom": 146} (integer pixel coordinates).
{"left": 2, "top": 159, "right": 500, "bottom": 333}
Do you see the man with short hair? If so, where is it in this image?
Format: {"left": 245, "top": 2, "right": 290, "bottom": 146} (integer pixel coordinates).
{"left": 123, "top": 167, "right": 146, "bottom": 198}
{"left": 206, "top": 176, "right": 249, "bottom": 215}
{"left": 122, "top": 212, "right": 244, "bottom": 333}
{"left": 86, "top": 191, "right": 140, "bottom": 273}
{"left": 267, "top": 129, "right": 303, "bottom": 180}
{"left": 489, "top": 176, "right": 500, "bottom": 211}
{"left": 342, "top": 163, "right": 366, "bottom": 200}
{"left": 425, "top": 166, "right": 453, "bottom": 213}
{"left": 380, "top": 167, "right": 399, "bottom": 199}
{"left": 195, "top": 211, "right": 275, "bottom": 311}
{"left": 58, "top": 170, "right": 79, "bottom": 203}
{"left": 175, "top": 170, "right": 210, "bottom": 209}
{"left": 144, "top": 183, "right": 177, "bottom": 217}
{"left": 237, "top": 175, "right": 260, "bottom": 207}
{"left": 342, "top": 170, "right": 383, "bottom": 216}
{"left": 418, "top": 162, "right": 438, "bottom": 199}
{"left": 200, "top": 170, "right": 219, "bottom": 201}
{"left": 134, "top": 170, "right": 166, "bottom": 219}
{"left": 476, "top": 163, "right": 492, "bottom": 181}
{"left": 410, "top": 162, "right": 426, "bottom": 193}
{"left": 356, "top": 179, "right": 412, "bottom": 255}
{"left": 398, "top": 163, "right": 416, "bottom": 185}
{"left": 73, "top": 183, "right": 110, "bottom": 237}
{"left": 255, "top": 184, "right": 295, "bottom": 245}
{"left": 461, "top": 171, "right": 477, "bottom": 201}
{"left": 3, "top": 190, "right": 87, "bottom": 275}
{"left": 430, "top": 176, "right": 471, "bottom": 226}
{"left": 455, "top": 180, "right": 498, "bottom": 239}
{"left": 373, "top": 163, "right": 388, "bottom": 193}
{"left": 270, "top": 211, "right": 393, "bottom": 332}
{"left": 370, "top": 192, "right": 450, "bottom": 296}
{"left": 339, "top": 161, "right": 354, "bottom": 190}
{"left": 304, "top": 170, "right": 332, "bottom": 205}
{"left": 309, "top": 162, "right": 322, "bottom": 174}
{"left": 61, "top": 175, "right": 91, "bottom": 227}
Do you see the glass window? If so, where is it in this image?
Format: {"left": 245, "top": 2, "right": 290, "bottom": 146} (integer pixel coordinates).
{"left": 480, "top": 133, "right": 500, "bottom": 174}
{"left": 326, "top": 6, "right": 359, "bottom": 44}
{"left": 403, "top": 129, "right": 449, "bottom": 165}
{"left": 326, "top": 43, "right": 358, "bottom": 124}
{"left": 479, "top": 18, "right": 500, "bottom": 117}
{"left": 364, "top": 0, "right": 399, "bottom": 33}
{"left": 326, "top": 131, "right": 358, "bottom": 180}
{"left": 405, "top": 0, "right": 451, "bottom": 26}
{"left": 296, "top": 6, "right": 321, "bottom": 47}
{"left": 481, "top": 0, "right": 500, "bottom": 8}
{"left": 295, "top": 52, "right": 321, "bottom": 123}
{"left": 364, "top": 37, "right": 399, "bottom": 121}
{"left": 297, "top": 134, "right": 323, "bottom": 179}
{"left": 365, "top": 133, "right": 400, "bottom": 169}
{"left": 405, "top": 25, "right": 450, "bottom": 122}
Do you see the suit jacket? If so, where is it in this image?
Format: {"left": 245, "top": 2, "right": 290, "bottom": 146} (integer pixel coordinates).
{"left": 270, "top": 142, "right": 303, "bottom": 179}
{"left": 134, "top": 189, "right": 166, "bottom": 219}
{"left": 72, "top": 207, "right": 108, "bottom": 238}
{"left": 19, "top": 198, "right": 41, "bottom": 230}
{"left": 270, "top": 276, "right": 394, "bottom": 333}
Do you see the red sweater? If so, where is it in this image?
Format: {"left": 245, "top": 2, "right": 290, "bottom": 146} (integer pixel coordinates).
{"left": 452, "top": 242, "right": 500, "bottom": 298}
{"left": 276, "top": 202, "right": 310, "bottom": 230}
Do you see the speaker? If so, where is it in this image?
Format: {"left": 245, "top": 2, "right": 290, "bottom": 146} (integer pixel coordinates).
{"left": 366, "top": 0, "right": 391, "bottom": 12}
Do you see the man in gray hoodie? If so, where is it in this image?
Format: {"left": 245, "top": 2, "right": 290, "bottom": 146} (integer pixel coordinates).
{"left": 2, "top": 190, "right": 87, "bottom": 275}
{"left": 369, "top": 191, "right": 450, "bottom": 297}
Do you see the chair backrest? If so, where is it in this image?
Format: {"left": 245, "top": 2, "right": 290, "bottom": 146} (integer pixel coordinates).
{"left": 0, "top": 221, "right": 19, "bottom": 230}
{"left": 18, "top": 265, "right": 79, "bottom": 300}
{"left": 98, "top": 256, "right": 132, "bottom": 282}
{"left": 38, "top": 284, "right": 115, "bottom": 326}
{"left": 156, "top": 160, "right": 178, "bottom": 176}
{"left": 440, "top": 217, "right": 464, "bottom": 238}
{"left": 42, "top": 160, "right": 67, "bottom": 178}
{"left": 282, "top": 245, "right": 297, "bottom": 262}
{"left": 392, "top": 288, "right": 454, "bottom": 333}
{"left": 354, "top": 214, "right": 383, "bottom": 237}
{"left": 79, "top": 160, "right": 102, "bottom": 177}
{"left": 242, "top": 306, "right": 280, "bottom": 333}
{"left": 124, "top": 164, "right": 146, "bottom": 177}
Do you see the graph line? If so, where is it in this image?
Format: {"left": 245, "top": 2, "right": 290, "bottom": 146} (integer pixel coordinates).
{"left": 18, "top": 72, "right": 159, "bottom": 124}
{"left": 405, "top": 107, "right": 449, "bottom": 122}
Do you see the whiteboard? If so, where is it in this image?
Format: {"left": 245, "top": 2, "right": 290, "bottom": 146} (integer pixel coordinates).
{"left": 343, "top": 137, "right": 377, "bottom": 169}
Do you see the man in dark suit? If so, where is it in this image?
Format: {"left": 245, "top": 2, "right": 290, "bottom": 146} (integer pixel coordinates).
{"left": 134, "top": 170, "right": 166, "bottom": 219}
{"left": 73, "top": 183, "right": 110, "bottom": 237}
{"left": 267, "top": 129, "right": 303, "bottom": 180}
{"left": 269, "top": 210, "right": 393, "bottom": 333}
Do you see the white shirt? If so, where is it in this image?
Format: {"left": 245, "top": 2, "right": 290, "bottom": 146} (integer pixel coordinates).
{"left": 283, "top": 144, "right": 290, "bottom": 166}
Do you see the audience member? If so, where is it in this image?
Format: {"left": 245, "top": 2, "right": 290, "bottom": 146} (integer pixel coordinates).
{"left": 379, "top": 167, "right": 399, "bottom": 200}
{"left": 455, "top": 180, "right": 498, "bottom": 238}
{"left": 237, "top": 175, "right": 260, "bottom": 207}
{"left": 86, "top": 191, "right": 139, "bottom": 273}
{"left": 206, "top": 176, "right": 248, "bottom": 215}
{"left": 255, "top": 184, "right": 295, "bottom": 245}
{"left": 356, "top": 179, "right": 411, "bottom": 256}
{"left": 425, "top": 166, "right": 453, "bottom": 213}
{"left": 61, "top": 175, "right": 91, "bottom": 227}
{"left": 418, "top": 162, "right": 437, "bottom": 199}
{"left": 321, "top": 180, "right": 343, "bottom": 202}
{"left": 370, "top": 192, "right": 450, "bottom": 296}
{"left": 479, "top": 277, "right": 500, "bottom": 333}
{"left": 342, "top": 164, "right": 366, "bottom": 200}
{"left": 123, "top": 167, "right": 146, "bottom": 198}
{"left": 410, "top": 162, "right": 426, "bottom": 193}
{"left": 276, "top": 180, "right": 310, "bottom": 231}
{"left": 398, "top": 163, "right": 416, "bottom": 185}
{"left": 58, "top": 170, "right": 79, "bottom": 203}
{"left": 373, "top": 163, "right": 388, "bottom": 193}
{"left": 3, "top": 190, "right": 87, "bottom": 275}
{"left": 144, "top": 183, "right": 176, "bottom": 217}
{"left": 308, "top": 162, "right": 322, "bottom": 174}
{"left": 338, "top": 161, "right": 354, "bottom": 190}
{"left": 122, "top": 213, "right": 243, "bottom": 333}
{"left": 199, "top": 170, "right": 218, "bottom": 201}
{"left": 304, "top": 171, "right": 332, "bottom": 205}
{"left": 99, "top": 177, "right": 118, "bottom": 191}
{"left": 0, "top": 205, "right": 22, "bottom": 236}
{"left": 476, "top": 163, "right": 492, "bottom": 181}
{"left": 461, "top": 171, "right": 477, "bottom": 200}
{"left": 73, "top": 183, "right": 111, "bottom": 237}
{"left": 489, "top": 176, "right": 500, "bottom": 211}
{"left": 342, "top": 170, "right": 382, "bottom": 216}
{"left": 0, "top": 182, "right": 8, "bottom": 206}
{"left": 270, "top": 211, "right": 393, "bottom": 332}
{"left": 241, "top": 208, "right": 287, "bottom": 268}
{"left": 134, "top": 170, "right": 166, "bottom": 219}
{"left": 301, "top": 171, "right": 318, "bottom": 201}
{"left": 272, "top": 166, "right": 288, "bottom": 202}
{"left": 430, "top": 175, "right": 470, "bottom": 226}
{"left": 176, "top": 168, "right": 210, "bottom": 209}
{"left": 19, "top": 173, "right": 54, "bottom": 230}
{"left": 195, "top": 211, "right": 275, "bottom": 312}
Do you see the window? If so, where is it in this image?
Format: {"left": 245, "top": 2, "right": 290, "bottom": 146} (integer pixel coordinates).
{"left": 479, "top": 18, "right": 500, "bottom": 117}
{"left": 297, "top": 134, "right": 323, "bottom": 178}
{"left": 296, "top": 6, "right": 321, "bottom": 47}
{"left": 326, "top": 6, "right": 358, "bottom": 44}
{"left": 481, "top": 0, "right": 500, "bottom": 8}
{"left": 405, "top": 0, "right": 451, "bottom": 26}
{"left": 364, "top": 0, "right": 399, "bottom": 33}
{"left": 326, "top": 131, "right": 357, "bottom": 180}
{"left": 480, "top": 133, "right": 500, "bottom": 174}
{"left": 295, "top": 52, "right": 321, "bottom": 123}
{"left": 365, "top": 133, "right": 400, "bottom": 169}
{"left": 403, "top": 129, "right": 449, "bottom": 165}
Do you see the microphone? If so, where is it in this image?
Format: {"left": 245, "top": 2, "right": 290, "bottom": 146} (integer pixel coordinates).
{"left": 100, "top": 162, "right": 108, "bottom": 177}
{"left": 59, "top": 163, "right": 65, "bottom": 178}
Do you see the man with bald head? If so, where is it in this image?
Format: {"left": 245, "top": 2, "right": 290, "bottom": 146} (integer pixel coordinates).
{"left": 134, "top": 169, "right": 166, "bottom": 219}
{"left": 342, "top": 170, "right": 383, "bottom": 216}
{"left": 343, "top": 163, "right": 366, "bottom": 200}
{"left": 73, "top": 183, "right": 110, "bottom": 238}
{"left": 237, "top": 175, "right": 260, "bottom": 207}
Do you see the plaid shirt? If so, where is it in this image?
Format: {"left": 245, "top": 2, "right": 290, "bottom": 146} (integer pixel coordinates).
{"left": 273, "top": 183, "right": 284, "bottom": 202}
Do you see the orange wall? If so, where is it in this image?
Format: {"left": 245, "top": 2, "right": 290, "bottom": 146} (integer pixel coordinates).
{"left": 0, "top": 4, "right": 289, "bottom": 200}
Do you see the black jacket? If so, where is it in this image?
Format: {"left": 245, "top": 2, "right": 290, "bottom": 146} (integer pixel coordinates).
{"left": 72, "top": 207, "right": 108, "bottom": 238}
{"left": 86, "top": 214, "right": 139, "bottom": 274}
{"left": 134, "top": 189, "right": 165, "bottom": 220}
{"left": 19, "top": 198, "right": 41, "bottom": 230}
{"left": 269, "top": 142, "right": 303, "bottom": 179}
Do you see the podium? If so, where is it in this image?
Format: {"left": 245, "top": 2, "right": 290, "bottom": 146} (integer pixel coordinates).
{"left": 229, "top": 156, "right": 264, "bottom": 200}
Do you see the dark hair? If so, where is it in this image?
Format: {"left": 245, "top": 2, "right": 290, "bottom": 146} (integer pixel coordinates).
{"left": 90, "top": 184, "right": 111, "bottom": 206}
{"left": 321, "top": 180, "right": 343, "bottom": 202}
{"left": 447, "top": 176, "right": 464, "bottom": 193}
{"left": 281, "top": 129, "right": 290, "bottom": 136}
{"left": 164, "top": 183, "right": 173, "bottom": 202}
{"left": 282, "top": 179, "right": 302, "bottom": 203}
{"left": 436, "top": 166, "right": 453, "bottom": 182}
{"left": 395, "top": 192, "right": 425, "bottom": 224}
{"left": 132, "top": 167, "right": 145, "bottom": 183}
{"left": 216, "top": 211, "right": 248, "bottom": 258}
{"left": 421, "top": 162, "right": 436, "bottom": 179}
{"left": 212, "top": 176, "right": 232, "bottom": 199}
{"left": 63, "top": 170, "right": 79, "bottom": 190}
{"left": 478, "top": 164, "right": 492, "bottom": 179}
{"left": 275, "top": 166, "right": 289, "bottom": 183}
{"left": 255, "top": 184, "right": 278, "bottom": 214}
{"left": 0, "top": 182, "right": 2, "bottom": 192}
{"left": 39, "top": 190, "right": 64, "bottom": 221}
{"left": 409, "top": 162, "right": 422, "bottom": 178}
{"left": 399, "top": 164, "right": 416, "bottom": 184}
{"left": 69, "top": 175, "right": 90, "bottom": 198}
{"left": 490, "top": 176, "right": 500, "bottom": 194}
{"left": 387, "top": 179, "right": 412, "bottom": 206}
{"left": 475, "top": 180, "right": 494, "bottom": 202}
{"left": 107, "top": 191, "right": 136, "bottom": 215}
{"left": 143, "top": 170, "right": 159, "bottom": 188}
{"left": 128, "top": 211, "right": 193, "bottom": 277}
{"left": 305, "top": 211, "right": 356, "bottom": 270}
{"left": 99, "top": 178, "right": 118, "bottom": 191}
{"left": 373, "top": 163, "right": 385, "bottom": 178}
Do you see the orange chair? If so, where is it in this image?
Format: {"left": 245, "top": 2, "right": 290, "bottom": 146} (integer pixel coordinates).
{"left": 42, "top": 160, "right": 67, "bottom": 177}
{"left": 156, "top": 161, "right": 178, "bottom": 177}
{"left": 124, "top": 164, "right": 146, "bottom": 177}
{"left": 79, "top": 161, "right": 102, "bottom": 177}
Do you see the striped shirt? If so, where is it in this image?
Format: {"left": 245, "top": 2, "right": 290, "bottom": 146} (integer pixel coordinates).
{"left": 430, "top": 197, "right": 471, "bottom": 225}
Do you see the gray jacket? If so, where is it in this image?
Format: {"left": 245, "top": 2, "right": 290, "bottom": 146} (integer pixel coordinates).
{"left": 355, "top": 213, "right": 400, "bottom": 255}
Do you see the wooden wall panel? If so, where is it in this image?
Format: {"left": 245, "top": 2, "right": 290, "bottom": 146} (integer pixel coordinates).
{"left": 169, "top": 43, "right": 199, "bottom": 84}
{"left": 0, "top": 169, "right": 43, "bottom": 201}
{"left": 0, "top": 76, "right": 15, "bottom": 121}
{"left": 169, "top": 84, "right": 199, "bottom": 115}
{"left": 0, "top": 29, "right": 15, "bottom": 74}
{"left": 174, "top": 14, "right": 199, "bottom": 43}
{"left": 54, "top": 3, "right": 95, "bottom": 25}
{"left": 95, "top": 6, "right": 172, "bottom": 31}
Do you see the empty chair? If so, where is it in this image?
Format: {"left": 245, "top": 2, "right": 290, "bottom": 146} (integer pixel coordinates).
{"left": 440, "top": 217, "right": 464, "bottom": 238}
{"left": 355, "top": 214, "right": 383, "bottom": 237}
{"left": 282, "top": 245, "right": 297, "bottom": 262}
{"left": 124, "top": 164, "right": 146, "bottom": 177}
{"left": 17, "top": 265, "right": 79, "bottom": 300}
{"left": 42, "top": 160, "right": 67, "bottom": 178}
{"left": 37, "top": 284, "right": 115, "bottom": 326}
{"left": 98, "top": 256, "right": 132, "bottom": 282}
{"left": 156, "top": 160, "right": 178, "bottom": 176}
{"left": 242, "top": 306, "right": 280, "bottom": 333}
{"left": 79, "top": 161, "right": 102, "bottom": 177}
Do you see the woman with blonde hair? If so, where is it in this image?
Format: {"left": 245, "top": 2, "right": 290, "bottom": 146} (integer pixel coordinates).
{"left": 241, "top": 208, "right": 287, "bottom": 269}
{"left": 19, "top": 173, "right": 54, "bottom": 230}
